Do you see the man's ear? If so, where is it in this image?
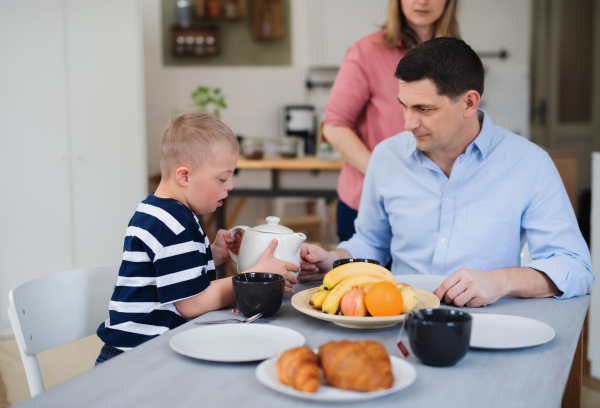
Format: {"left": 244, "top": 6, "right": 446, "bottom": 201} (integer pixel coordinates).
{"left": 463, "top": 90, "right": 481, "bottom": 118}
{"left": 175, "top": 166, "right": 190, "bottom": 187}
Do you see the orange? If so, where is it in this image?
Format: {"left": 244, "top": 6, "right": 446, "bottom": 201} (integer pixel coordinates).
{"left": 365, "top": 281, "right": 403, "bottom": 317}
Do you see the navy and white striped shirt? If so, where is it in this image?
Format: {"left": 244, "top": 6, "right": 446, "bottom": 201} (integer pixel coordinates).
{"left": 97, "top": 194, "right": 215, "bottom": 351}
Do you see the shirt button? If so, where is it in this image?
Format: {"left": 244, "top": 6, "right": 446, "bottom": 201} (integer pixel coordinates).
{"left": 445, "top": 198, "right": 450, "bottom": 203}
{"left": 440, "top": 238, "right": 446, "bottom": 243}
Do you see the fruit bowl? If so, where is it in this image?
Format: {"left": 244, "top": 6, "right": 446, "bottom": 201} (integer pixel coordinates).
{"left": 291, "top": 287, "right": 440, "bottom": 329}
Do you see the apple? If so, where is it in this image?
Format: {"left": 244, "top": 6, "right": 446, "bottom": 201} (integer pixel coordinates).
{"left": 340, "top": 286, "right": 367, "bottom": 317}
{"left": 395, "top": 283, "right": 418, "bottom": 313}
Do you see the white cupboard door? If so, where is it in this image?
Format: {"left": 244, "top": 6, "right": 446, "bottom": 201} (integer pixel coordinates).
{"left": 0, "top": 0, "right": 75, "bottom": 317}
{"left": 65, "top": 0, "right": 147, "bottom": 267}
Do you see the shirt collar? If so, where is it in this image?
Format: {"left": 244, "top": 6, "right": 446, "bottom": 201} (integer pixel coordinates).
{"left": 405, "top": 109, "right": 495, "bottom": 162}
{"left": 470, "top": 109, "right": 494, "bottom": 160}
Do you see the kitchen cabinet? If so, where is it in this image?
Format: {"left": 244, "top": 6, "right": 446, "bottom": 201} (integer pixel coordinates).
{"left": 0, "top": 0, "right": 147, "bottom": 336}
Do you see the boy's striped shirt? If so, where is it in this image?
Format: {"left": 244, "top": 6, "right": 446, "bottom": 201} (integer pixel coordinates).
{"left": 97, "top": 195, "right": 215, "bottom": 350}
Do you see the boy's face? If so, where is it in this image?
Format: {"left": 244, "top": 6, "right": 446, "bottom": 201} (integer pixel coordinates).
{"left": 183, "top": 149, "right": 239, "bottom": 215}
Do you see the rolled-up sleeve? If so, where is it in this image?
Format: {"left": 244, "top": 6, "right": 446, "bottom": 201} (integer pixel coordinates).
{"left": 523, "top": 154, "right": 594, "bottom": 298}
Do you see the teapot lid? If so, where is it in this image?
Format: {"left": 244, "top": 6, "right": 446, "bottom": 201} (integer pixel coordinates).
{"left": 252, "top": 216, "right": 293, "bottom": 234}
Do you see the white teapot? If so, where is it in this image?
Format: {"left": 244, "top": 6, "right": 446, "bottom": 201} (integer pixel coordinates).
{"left": 228, "top": 216, "right": 307, "bottom": 276}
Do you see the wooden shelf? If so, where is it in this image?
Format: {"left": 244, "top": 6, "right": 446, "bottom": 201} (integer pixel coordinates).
{"left": 251, "top": 0, "right": 284, "bottom": 40}
{"left": 171, "top": 25, "right": 220, "bottom": 57}
{"left": 196, "top": 0, "right": 247, "bottom": 20}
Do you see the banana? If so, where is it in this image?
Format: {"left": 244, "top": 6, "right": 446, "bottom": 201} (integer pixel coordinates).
{"left": 309, "top": 290, "right": 329, "bottom": 309}
{"left": 323, "top": 262, "right": 394, "bottom": 290}
{"left": 321, "top": 275, "right": 384, "bottom": 314}
{"left": 317, "top": 284, "right": 326, "bottom": 292}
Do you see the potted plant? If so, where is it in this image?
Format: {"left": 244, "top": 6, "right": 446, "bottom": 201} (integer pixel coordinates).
{"left": 176, "top": 85, "right": 227, "bottom": 118}
{"left": 192, "top": 86, "right": 227, "bottom": 118}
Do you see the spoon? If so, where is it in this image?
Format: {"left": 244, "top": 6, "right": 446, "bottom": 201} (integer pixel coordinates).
{"left": 194, "top": 312, "right": 263, "bottom": 325}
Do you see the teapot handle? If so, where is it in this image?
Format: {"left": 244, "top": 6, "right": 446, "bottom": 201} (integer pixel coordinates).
{"left": 228, "top": 225, "right": 249, "bottom": 264}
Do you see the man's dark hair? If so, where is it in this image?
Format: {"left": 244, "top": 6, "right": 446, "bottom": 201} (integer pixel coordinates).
{"left": 395, "top": 37, "right": 484, "bottom": 101}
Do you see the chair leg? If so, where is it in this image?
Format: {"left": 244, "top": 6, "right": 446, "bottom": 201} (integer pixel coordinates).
{"left": 8, "top": 304, "right": 45, "bottom": 397}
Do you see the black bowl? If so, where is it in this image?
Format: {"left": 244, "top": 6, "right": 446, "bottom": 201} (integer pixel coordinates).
{"left": 406, "top": 308, "right": 472, "bottom": 367}
{"left": 332, "top": 258, "right": 380, "bottom": 269}
{"left": 232, "top": 273, "right": 285, "bottom": 318}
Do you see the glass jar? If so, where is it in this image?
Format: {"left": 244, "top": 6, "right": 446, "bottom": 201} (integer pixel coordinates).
{"left": 279, "top": 137, "right": 299, "bottom": 158}
{"left": 242, "top": 138, "right": 264, "bottom": 160}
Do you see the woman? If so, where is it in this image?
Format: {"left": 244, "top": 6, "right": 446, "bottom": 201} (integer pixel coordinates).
{"left": 324, "top": 0, "right": 460, "bottom": 242}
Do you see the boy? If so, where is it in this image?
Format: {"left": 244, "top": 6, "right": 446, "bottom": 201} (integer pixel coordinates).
{"left": 96, "top": 112, "right": 299, "bottom": 364}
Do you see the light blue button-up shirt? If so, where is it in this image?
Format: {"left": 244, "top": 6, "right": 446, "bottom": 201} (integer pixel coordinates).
{"left": 339, "top": 110, "right": 594, "bottom": 299}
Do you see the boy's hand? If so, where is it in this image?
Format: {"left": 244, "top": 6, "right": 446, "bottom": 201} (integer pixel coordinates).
{"left": 211, "top": 229, "right": 243, "bottom": 267}
{"left": 246, "top": 239, "right": 300, "bottom": 293}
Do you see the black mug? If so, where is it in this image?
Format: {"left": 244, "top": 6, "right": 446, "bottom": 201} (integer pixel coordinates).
{"left": 406, "top": 308, "right": 472, "bottom": 367}
{"left": 232, "top": 273, "right": 285, "bottom": 317}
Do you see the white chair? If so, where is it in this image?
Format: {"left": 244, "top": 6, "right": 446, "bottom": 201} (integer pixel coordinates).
{"left": 8, "top": 265, "right": 118, "bottom": 397}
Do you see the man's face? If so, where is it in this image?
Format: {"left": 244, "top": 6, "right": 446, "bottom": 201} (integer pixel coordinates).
{"left": 397, "top": 79, "right": 466, "bottom": 155}
{"left": 185, "top": 149, "right": 238, "bottom": 215}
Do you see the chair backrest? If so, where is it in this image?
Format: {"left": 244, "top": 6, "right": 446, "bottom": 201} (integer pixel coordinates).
{"left": 8, "top": 265, "right": 118, "bottom": 397}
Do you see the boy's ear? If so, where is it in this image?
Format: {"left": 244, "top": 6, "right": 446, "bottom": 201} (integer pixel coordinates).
{"left": 175, "top": 166, "right": 190, "bottom": 187}
{"left": 463, "top": 90, "right": 480, "bottom": 118}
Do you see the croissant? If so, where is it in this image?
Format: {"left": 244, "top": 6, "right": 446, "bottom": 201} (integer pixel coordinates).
{"left": 318, "top": 340, "right": 394, "bottom": 392}
{"left": 276, "top": 346, "right": 321, "bottom": 393}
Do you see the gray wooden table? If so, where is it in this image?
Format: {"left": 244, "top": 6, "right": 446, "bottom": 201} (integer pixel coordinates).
{"left": 15, "top": 282, "right": 589, "bottom": 408}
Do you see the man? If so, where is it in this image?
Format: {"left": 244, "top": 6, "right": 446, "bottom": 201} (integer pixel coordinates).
{"left": 299, "top": 37, "right": 594, "bottom": 307}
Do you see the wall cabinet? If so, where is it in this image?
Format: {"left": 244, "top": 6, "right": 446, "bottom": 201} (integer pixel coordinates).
{"left": 0, "top": 0, "right": 147, "bottom": 336}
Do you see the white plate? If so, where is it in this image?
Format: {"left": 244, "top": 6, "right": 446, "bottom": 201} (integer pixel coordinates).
{"left": 169, "top": 325, "right": 305, "bottom": 362}
{"left": 469, "top": 314, "right": 555, "bottom": 349}
{"left": 256, "top": 354, "right": 416, "bottom": 402}
{"left": 394, "top": 274, "right": 446, "bottom": 293}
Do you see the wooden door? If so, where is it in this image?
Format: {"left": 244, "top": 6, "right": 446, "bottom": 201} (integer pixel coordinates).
{"left": 531, "top": 0, "right": 600, "bottom": 382}
{"left": 531, "top": 0, "right": 600, "bottom": 195}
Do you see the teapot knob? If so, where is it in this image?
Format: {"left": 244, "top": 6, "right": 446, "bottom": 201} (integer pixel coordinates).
{"left": 266, "top": 216, "right": 280, "bottom": 225}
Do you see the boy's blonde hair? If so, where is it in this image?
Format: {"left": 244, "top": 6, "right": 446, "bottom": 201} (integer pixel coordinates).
{"left": 160, "top": 111, "right": 239, "bottom": 178}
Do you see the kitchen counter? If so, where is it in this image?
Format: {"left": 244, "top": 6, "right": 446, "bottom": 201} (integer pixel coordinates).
{"left": 236, "top": 156, "right": 344, "bottom": 170}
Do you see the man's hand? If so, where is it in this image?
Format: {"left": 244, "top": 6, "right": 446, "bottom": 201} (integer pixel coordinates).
{"left": 433, "top": 268, "right": 505, "bottom": 307}
{"left": 246, "top": 239, "right": 299, "bottom": 293}
{"left": 211, "top": 229, "right": 243, "bottom": 267}
{"left": 298, "top": 244, "right": 351, "bottom": 282}
{"left": 433, "top": 267, "right": 561, "bottom": 307}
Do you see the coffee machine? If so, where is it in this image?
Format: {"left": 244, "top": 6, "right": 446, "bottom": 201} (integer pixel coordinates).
{"left": 283, "top": 105, "right": 316, "bottom": 156}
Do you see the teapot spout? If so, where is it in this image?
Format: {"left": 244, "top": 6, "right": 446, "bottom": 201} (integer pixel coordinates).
{"left": 289, "top": 232, "right": 307, "bottom": 250}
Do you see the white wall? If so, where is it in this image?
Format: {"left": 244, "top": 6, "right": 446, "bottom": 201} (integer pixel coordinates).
{"left": 143, "top": 0, "right": 307, "bottom": 177}
{"left": 143, "top": 0, "right": 533, "bottom": 179}
{"left": 459, "top": 0, "right": 532, "bottom": 138}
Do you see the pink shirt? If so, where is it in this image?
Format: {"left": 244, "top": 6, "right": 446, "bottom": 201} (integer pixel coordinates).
{"left": 324, "top": 30, "right": 407, "bottom": 210}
